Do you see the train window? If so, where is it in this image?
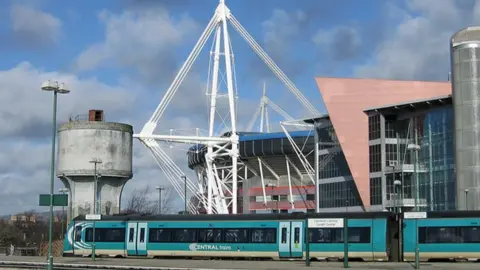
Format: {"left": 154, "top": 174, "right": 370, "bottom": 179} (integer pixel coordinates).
{"left": 74, "top": 226, "right": 82, "bottom": 242}
{"left": 198, "top": 229, "right": 222, "bottom": 243}
{"left": 85, "top": 228, "right": 126, "bottom": 243}
{"left": 309, "top": 228, "right": 332, "bottom": 243}
{"left": 294, "top": 228, "right": 300, "bottom": 244}
{"left": 419, "top": 226, "right": 480, "bottom": 244}
{"left": 139, "top": 228, "right": 145, "bottom": 243}
{"left": 332, "top": 227, "right": 371, "bottom": 243}
{"left": 281, "top": 228, "right": 287, "bottom": 243}
{"left": 172, "top": 229, "right": 197, "bottom": 243}
{"left": 251, "top": 228, "right": 276, "bottom": 243}
{"left": 149, "top": 229, "right": 171, "bottom": 242}
{"left": 129, "top": 228, "right": 134, "bottom": 243}
{"left": 224, "top": 229, "right": 248, "bottom": 243}
{"left": 460, "top": 227, "right": 480, "bottom": 243}
{"left": 419, "top": 227, "right": 460, "bottom": 243}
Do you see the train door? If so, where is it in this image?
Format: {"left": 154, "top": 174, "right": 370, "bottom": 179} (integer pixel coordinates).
{"left": 278, "top": 222, "right": 290, "bottom": 258}
{"left": 290, "top": 221, "right": 303, "bottom": 258}
{"left": 126, "top": 222, "right": 148, "bottom": 256}
{"left": 136, "top": 222, "right": 148, "bottom": 256}
{"left": 278, "top": 221, "right": 304, "bottom": 258}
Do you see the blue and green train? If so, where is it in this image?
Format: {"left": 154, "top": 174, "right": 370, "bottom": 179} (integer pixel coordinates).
{"left": 403, "top": 211, "right": 480, "bottom": 262}
{"left": 63, "top": 211, "right": 480, "bottom": 262}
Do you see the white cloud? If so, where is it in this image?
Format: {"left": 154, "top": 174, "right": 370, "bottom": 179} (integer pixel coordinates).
{"left": 354, "top": 0, "right": 480, "bottom": 81}
{"left": 0, "top": 62, "right": 136, "bottom": 139}
{"left": 262, "top": 9, "right": 306, "bottom": 58}
{"left": 10, "top": 4, "right": 62, "bottom": 47}
{"left": 313, "top": 26, "right": 361, "bottom": 61}
{"left": 73, "top": 7, "right": 199, "bottom": 85}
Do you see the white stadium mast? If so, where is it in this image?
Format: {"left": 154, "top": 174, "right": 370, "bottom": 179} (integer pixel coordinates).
{"left": 134, "top": 0, "right": 319, "bottom": 215}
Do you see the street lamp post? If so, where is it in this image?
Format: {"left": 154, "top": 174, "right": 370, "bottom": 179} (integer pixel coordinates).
{"left": 394, "top": 180, "right": 402, "bottom": 215}
{"left": 89, "top": 158, "right": 102, "bottom": 261}
{"left": 181, "top": 176, "right": 187, "bottom": 214}
{"left": 265, "top": 183, "right": 276, "bottom": 213}
{"left": 58, "top": 188, "right": 68, "bottom": 239}
{"left": 41, "top": 80, "right": 70, "bottom": 270}
{"left": 156, "top": 186, "right": 165, "bottom": 215}
{"left": 394, "top": 179, "right": 402, "bottom": 262}
{"left": 465, "top": 189, "right": 469, "bottom": 210}
{"left": 407, "top": 143, "right": 421, "bottom": 211}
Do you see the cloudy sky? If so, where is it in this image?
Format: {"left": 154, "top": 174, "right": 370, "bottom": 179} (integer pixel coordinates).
{"left": 0, "top": 0, "right": 477, "bottom": 215}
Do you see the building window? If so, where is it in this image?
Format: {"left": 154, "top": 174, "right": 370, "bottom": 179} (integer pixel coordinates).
{"left": 317, "top": 125, "right": 338, "bottom": 150}
{"left": 369, "top": 177, "right": 382, "bottom": 205}
{"left": 385, "top": 144, "right": 398, "bottom": 167}
{"left": 369, "top": 144, "right": 381, "bottom": 173}
{"left": 318, "top": 181, "right": 361, "bottom": 209}
{"left": 385, "top": 119, "right": 397, "bottom": 139}
{"left": 368, "top": 114, "right": 381, "bottom": 140}
{"left": 319, "top": 153, "right": 350, "bottom": 179}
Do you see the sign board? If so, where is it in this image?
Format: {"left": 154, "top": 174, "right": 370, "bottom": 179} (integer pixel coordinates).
{"left": 308, "top": 218, "right": 344, "bottom": 228}
{"left": 85, "top": 214, "right": 101, "bottom": 220}
{"left": 404, "top": 212, "right": 427, "bottom": 219}
{"left": 38, "top": 194, "right": 68, "bottom": 207}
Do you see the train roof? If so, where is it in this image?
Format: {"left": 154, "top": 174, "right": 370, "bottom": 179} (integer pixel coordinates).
{"left": 72, "top": 211, "right": 395, "bottom": 222}
{"left": 71, "top": 210, "right": 480, "bottom": 222}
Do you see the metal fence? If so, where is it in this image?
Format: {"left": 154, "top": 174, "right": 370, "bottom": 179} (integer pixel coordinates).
{"left": 0, "top": 245, "right": 38, "bottom": 256}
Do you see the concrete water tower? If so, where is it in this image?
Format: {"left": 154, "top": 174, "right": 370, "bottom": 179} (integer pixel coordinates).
{"left": 56, "top": 110, "right": 133, "bottom": 219}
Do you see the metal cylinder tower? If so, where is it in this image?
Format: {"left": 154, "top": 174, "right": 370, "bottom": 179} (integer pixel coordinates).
{"left": 56, "top": 110, "right": 133, "bottom": 219}
{"left": 451, "top": 26, "right": 480, "bottom": 210}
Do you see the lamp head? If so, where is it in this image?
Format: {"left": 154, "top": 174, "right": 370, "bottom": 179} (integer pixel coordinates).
{"left": 57, "top": 82, "right": 71, "bottom": 94}
{"left": 41, "top": 80, "right": 57, "bottom": 91}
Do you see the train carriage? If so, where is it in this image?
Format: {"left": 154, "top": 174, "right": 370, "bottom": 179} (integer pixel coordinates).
{"left": 63, "top": 212, "right": 394, "bottom": 261}
{"left": 403, "top": 211, "right": 480, "bottom": 262}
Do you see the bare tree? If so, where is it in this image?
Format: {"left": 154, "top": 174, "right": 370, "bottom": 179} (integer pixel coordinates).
{"left": 122, "top": 186, "right": 176, "bottom": 215}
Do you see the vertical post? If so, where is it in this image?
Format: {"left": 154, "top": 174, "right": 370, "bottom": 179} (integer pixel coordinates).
{"left": 427, "top": 117, "right": 433, "bottom": 211}
{"left": 415, "top": 218, "right": 419, "bottom": 269}
{"left": 271, "top": 185, "right": 274, "bottom": 213}
{"left": 159, "top": 189, "right": 162, "bottom": 215}
{"left": 344, "top": 216, "right": 349, "bottom": 268}
{"left": 156, "top": 186, "right": 164, "bottom": 215}
{"left": 61, "top": 202, "right": 64, "bottom": 239}
{"left": 413, "top": 118, "right": 419, "bottom": 212}
{"left": 305, "top": 217, "right": 310, "bottom": 266}
{"left": 182, "top": 176, "right": 187, "bottom": 214}
{"left": 465, "top": 189, "right": 469, "bottom": 211}
{"left": 47, "top": 91, "right": 57, "bottom": 270}
{"left": 394, "top": 180, "right": 402, "bottom": 262}
{"left": 89, "top": 158, "right": 102, "bottom": 261}
{"left": 314, "top": 121, "right": 320, "bottom": 213}
{"left": 58, "top": 188, "right": 68, "bottom": 239}
{"left": 92, "top": 161, "right": 97, "bottom": 261}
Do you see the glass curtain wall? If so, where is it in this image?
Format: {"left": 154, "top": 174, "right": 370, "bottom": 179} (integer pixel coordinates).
{"left": 317, "top": 124, "right": 362, "bottom": 209}
{"left": 416, "top": 106, "right": 455, "bottom": 211}
{"left": 388, "top": 106, "right": 455, "bottom": 211}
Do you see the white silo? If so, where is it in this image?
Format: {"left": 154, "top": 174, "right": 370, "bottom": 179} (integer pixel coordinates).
{"left": 451, "top": 27, "right": 480, "bottom": 210}
{"left": 56, "top": 110, "right": 133, "bottom": 219}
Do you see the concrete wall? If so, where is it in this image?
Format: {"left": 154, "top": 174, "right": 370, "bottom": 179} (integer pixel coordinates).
{"left": 56, "top": 121, "right": 133, "bottom": 218}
